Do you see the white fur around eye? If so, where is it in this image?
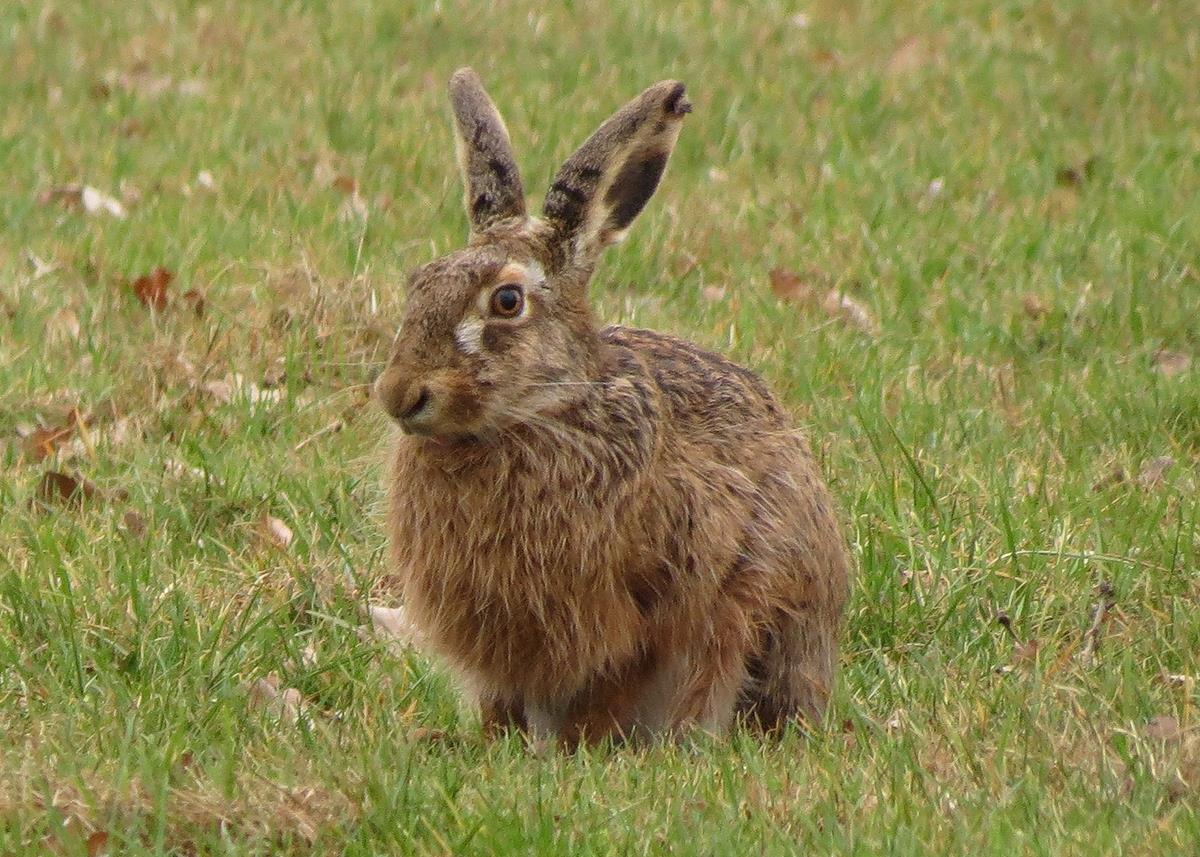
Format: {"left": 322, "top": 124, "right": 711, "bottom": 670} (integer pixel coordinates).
{"left": 455, "top": 318, "right": 486, "bottom": 355}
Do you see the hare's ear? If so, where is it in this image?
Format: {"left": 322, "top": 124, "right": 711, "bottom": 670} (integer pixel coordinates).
{"left": 448, "top": 68, "right": 526, "bottom": 234}
{"left": 543, "top": 80, "right": 690, "bottom": 262}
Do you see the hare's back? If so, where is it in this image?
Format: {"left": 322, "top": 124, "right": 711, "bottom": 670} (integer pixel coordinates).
{"left": 601, "top": 326, "right": 789, "bottom": 435}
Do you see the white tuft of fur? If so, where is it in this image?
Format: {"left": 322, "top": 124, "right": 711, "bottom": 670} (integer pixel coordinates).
{"left": 455, "top": 318, "right": 486, "bottom": 355}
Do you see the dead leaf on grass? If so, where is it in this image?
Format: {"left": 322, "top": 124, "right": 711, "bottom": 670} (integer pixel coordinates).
{"left": 259, "top": 515, "right": 293, "bottom": 550}
{"left": 181, "top": 288, "right": 206, "bottom": 317}
{"left": 1021, "top": 294, "right": 1050, "bottom": 319}
{"left": 1145, "top": 715, "right": 1182, "bottom": 745}
{"left": 99, "top": 69, "right": 206, "bottom": 100}
{"left": 23, "top": 423, "right": 76, "bottom": 462}
{"left": 1152, "top": 349, "right": 1191, "bottom": 378}
{"left": 49, "top": 307, "right": 82, "bottom": 342}
{"left": 86, "top": 830, "right": 109, "bottom": 857}
{"left": 26, "top": 251, "right": 58, "bottom": 279}
{"left": 262, "top": 361, "right": 286, "bottom": 389}
{"left": 886, "top": 36, "right": 934, "bottom": 76}
{"left": 35, "top": 470, "right": 104, "bottom": 509}
{"left": 122, "top": 509, "right": 148, "bottom": 538}
{"left": 245, "top": 675, "right": 304, "bottom": 723}
{"left": 673, "top": 252, "right": 700, "bottom": 278}
{"left": 369, "top": 605, "right": 424, "bottom": 648}
{"left": 821, "top": 290, "right": 879, "bottom": 335}
{"left": 130, "top": 267, "right": 174, "bottom": 310}
{"left": 1137, "top": 456, "right": 1174, "bottom": 489}
{"left": 1055, "top": 156, "right": 1099, "bottom": 188}
{"left": 1011, "top": 638, "right": 1041, "bottom": 665}
{"left": 39, "top": 184, "right": 127, "bottom": 218}
{"left": 202, "top": 373, "right": 284, "bottom": 407}
{"left": 1092, "top": 464, "right": 1126, "bottom": 492}
{"left": 163, "top": 458, "right": 218, "bottom": 485}
{"left": 769, "top": 267, "right": 814, "bottom": 303}
{"left": 338, "top": 191, "right": 369, "bottom": 222}
{"left": 769, "top": 268, "right": 879, "bottom": 334}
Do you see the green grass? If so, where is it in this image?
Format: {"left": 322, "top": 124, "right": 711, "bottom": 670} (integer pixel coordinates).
{"left": 2, "top": 0, "right": 1199, "bottom": 852}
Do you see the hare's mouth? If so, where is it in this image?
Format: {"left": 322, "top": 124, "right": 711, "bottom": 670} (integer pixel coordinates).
{"left": 415, "top": 431, "right": 479, "bottom": 447}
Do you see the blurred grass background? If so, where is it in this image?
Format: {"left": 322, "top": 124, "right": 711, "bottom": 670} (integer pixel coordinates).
{"left": 1, "top": 0, "right": 1198, "bottom": 853}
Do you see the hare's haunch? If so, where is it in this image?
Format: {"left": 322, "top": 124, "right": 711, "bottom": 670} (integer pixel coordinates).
{"left": 376, "top": 69, "right": 850, "bottom": 747}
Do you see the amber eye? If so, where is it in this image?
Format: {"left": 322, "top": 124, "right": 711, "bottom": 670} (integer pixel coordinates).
{"left": 489, "top": 285, "right": 524, "bottom": 318}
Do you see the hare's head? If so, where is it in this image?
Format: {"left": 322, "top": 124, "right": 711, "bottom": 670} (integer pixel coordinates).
{"left": 375, "top": 68, "right": 690, "bottom": 441}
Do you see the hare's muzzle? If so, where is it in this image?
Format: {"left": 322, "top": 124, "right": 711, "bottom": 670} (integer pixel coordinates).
{"left": 375, "top": 366, "right": 432, "bottom": 430}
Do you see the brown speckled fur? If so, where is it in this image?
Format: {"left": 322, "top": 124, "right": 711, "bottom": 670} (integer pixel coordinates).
{"left": 375, "top": 69, "right": 850, "bottom": 747}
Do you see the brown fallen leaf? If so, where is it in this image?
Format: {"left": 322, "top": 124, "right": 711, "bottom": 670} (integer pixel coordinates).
{"left": 1055, "top": 156, "right": 1099, "bottom": 188}
{"left": 1162, "top": 673, "right": 1196, "bottom": 689}
{"left": 821, "top": 289, "right": 879, "bottom": 335}
{"left": 35, "top": 470, "right": 103, "bottom": 508}
{"left": 25, "top": 251, "right": 58, "bottom": 279}
{"left": 1092, "top": 464, "right": 1126, "bottom": 492}
{"left": 23, "top": 423, "right": 76, "bottom": 462}
{"left": 86, "top": 830, "right": 109, "bottom": 857}
{"left": 99, "top": 69, "right": 206, "bottom": 100}
{"left": 163, "top": 459, "right": 209, "bottom": 482}
{"left": 338, "top": 191, "right": 369, "bottom": 222}
{"left": 886, "top": 36, "right": 931, "bottom": 76}
{"left": 1012, "top": 638, "right": 1041, "bottom": 665}
{"left": 811, "top": 48, "right": 841, "bottom": 70}
{"left": 1153, "top": 349, "right": 1191, "bottom": 378}
{"left": 49, "top": 308, "right": 82, "bottom": 342}
{"left": 768, "top": 267, "right": 813, "bottom": 303}
{"left": 262, "top": 361, "right": 287, "bottom": 389}
{"left": 260, "top": 515, "right": 293, "bottom": 549}
{"left": 181, "top": 288, "right": 206, "bottom": 317}
{"left": 1021, "top": 294, "right": 1049, "bottom": 319}
{"left": 130, "top": 267, "right": 174, "bottom": 310}
{"left": 673, "top": 252, "right": 700, "bottom": 278}
{"left": 369, "top": 605, "right": 424, "bottom": 648}
{"left": 332, "top": 174, "right": 357, "bottom": 194}
{"left": 122, "top": 509, "right": 148, "bottom": 538}
{"left": 203, "top": 373, "right": 284, "bottom": 407}
{"left": 118, "top": 118, "right": 147, "bottom": 138}
{"left": 769, "top": 268, "right": 878, "bottom": 334}
{"left": 1145, "top": 714, "right": 1182, "bottom": 744}
{"left": 1137, "top": 456, "right": 1175, "bottom": 489}
{"left": 38, "top": 184, "right": 127, "bottom": 218}
{"left": 245, "top": 675, "right": 303, "bottom": 723}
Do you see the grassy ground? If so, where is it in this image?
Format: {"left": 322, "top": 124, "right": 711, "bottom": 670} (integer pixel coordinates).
{"left": 2, "top": 0, "right": 1199, "bottom": 853}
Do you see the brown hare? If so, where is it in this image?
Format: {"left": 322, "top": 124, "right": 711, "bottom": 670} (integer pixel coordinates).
{"left": 375, "top": 68, "right": 850, "bottom": 747}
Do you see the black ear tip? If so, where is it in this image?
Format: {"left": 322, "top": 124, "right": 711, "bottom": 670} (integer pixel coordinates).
{"left": 665, "top": 82, "right": 692, "bottom": 116}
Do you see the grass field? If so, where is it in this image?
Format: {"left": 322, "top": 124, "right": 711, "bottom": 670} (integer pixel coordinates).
{"left": 2, "top": 0, "right": 1199, "bottom": 853}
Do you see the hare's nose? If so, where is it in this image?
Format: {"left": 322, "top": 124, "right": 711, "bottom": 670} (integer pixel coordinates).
{"left": 375, "top": 367, "right": 432, "bottom": 424}
{"left": 398, "top": 386, "right": 431, "bottom": 420}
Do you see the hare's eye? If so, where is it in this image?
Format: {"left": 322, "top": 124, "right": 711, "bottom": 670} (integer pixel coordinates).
{"left": 489, "top": 285, "right": 524, "bottom": 318}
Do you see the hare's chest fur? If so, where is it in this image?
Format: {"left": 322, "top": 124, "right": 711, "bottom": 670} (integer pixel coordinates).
{"left": 387, "top": 405, "right": 661, "bottom": 698}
